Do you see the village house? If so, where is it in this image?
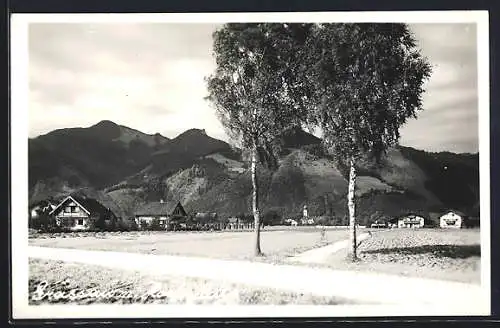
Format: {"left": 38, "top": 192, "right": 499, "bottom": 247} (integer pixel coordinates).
{"left": 284, "top": 218, "right": 298, "bottom": 226}
{"left": 49, "top": 195, "right": 116, "bottom": 231}
{"left": 226, "top": 216, "right": 255, "bottom": 230}
{"left": 440, "top": 210, "right": 468, "bottom": 229}
{"left": 392, "top": 213, "right": 426, "bottom": 229}
{"left": 134, "top": 200, "right": 187, "bottom": 230}
{"left": 226, "top": 217, "right": 239, "bottom": 229}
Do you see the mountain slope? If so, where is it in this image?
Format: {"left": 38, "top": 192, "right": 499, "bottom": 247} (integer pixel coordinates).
{"left": 29, "top": 122, "right": 480, "bottom": 222}
{"left": 29, "top": 120, "right": 171, "bottom": 190}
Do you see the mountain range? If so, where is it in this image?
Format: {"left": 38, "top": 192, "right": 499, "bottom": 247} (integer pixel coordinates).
{"left": 29, "top": 120, "right": 480, "bottom": 224}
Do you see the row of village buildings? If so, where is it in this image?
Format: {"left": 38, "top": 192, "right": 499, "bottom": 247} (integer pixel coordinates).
{"left": 29, "top": 195, "right": 479, "bottom": 232}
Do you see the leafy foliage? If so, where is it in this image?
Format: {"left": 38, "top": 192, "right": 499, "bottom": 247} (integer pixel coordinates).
{"left": 206, "top": 23, "right": 318, "bottom": 255}
{"left": 206, "top": 23, "right": 314, "bottom": 169}
{"left": 286, "top": 23, "right": 433, "bottom": 260}
{"left": 262, "top": 209, "right": 282, "bottom": 226}
{"left": 29, "top": 212, "right": 60, "bottom": 232}
{"left": 301, "top": 24, "right": 432, "bottom": 162}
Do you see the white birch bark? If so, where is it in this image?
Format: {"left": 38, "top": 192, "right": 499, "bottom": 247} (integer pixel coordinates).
{"left": 251, "top": 137, "right": 262, "bottom": 256}
{"left": 348, "top": 157, "right": 358, "bottom": 261}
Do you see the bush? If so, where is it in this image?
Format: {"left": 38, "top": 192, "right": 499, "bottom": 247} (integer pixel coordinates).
{"left": 93, "top": 214, "right": 107, "bottom": 231}
{"left": 30, "top": 214, "right": 60, "bottom": 233}
{"left": 148, "top": 218, "right": 164, "bottom": 231}
{"left": 262, "top": 210, "right": 282, "bottom": 226}
{"left": 316, "top": 215, "right": 334, "bottom": 226}
{"left": 111, "top": 219, "right": 130, "bottom": 232}
{"left": 128, "top": 219, "right": 139, "bottom": 231}
{"left": 138, "top": 220, "right": 150, "bottom": 231}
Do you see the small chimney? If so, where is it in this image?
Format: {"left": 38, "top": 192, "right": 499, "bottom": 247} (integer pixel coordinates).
{"left": 160, "top": 199, "right": 164, "bottom": 203}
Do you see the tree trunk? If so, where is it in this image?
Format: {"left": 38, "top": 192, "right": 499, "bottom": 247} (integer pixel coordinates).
{"left": 347, "top": 158, "right": 358, "bottom": 261}
{"left": 251, "top": 140, "right": 263, "bottom": 256}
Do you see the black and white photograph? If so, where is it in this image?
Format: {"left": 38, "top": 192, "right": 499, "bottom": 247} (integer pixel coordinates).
{"left": 10, "top": 11, "right": 491, "bottom": 319}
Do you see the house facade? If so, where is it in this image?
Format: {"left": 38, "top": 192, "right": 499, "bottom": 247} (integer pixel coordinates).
{"left": 396, "top": 214, "right": 425, "bottom": 228}
{"left": 225, "top": 217, "right": 255, "bottom": 230}
{"left": 285, "top": 218, "right": 298, "bottom": 226}
{"left": 440, "top": 210, "right": 467, "bottom": 229}
{"left": 49, "top": 195, "right": 116, "bottom": 231}
{"left": 134, "top": 200, "right": 187, "bottom": 229}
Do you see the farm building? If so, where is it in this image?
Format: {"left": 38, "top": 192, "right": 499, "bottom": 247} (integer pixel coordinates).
{"left": 227, "top": 217, "right": 246, "bottom": 229}
{"left": 370, "top": 220, "right": 387, "bottom": 228}
{"left": 134, "top": 200, "right": 187, "bottom": 230}
{"left": 300, "top": 218, "right": 315, "bottom": 225}
{"left": 440, "top": 210, "right": 468, "bottom": 229}
{"left": 226, "top": 217, "right": 240, "bottom": 229}
{"left": 392, "top": 214, "right": 426, "bottom": 228}
{"left": 49, "top": 195, "right": 116, "bottom": 231}
{"left": 193, "top": 212, "right": 225, "bottom": 230}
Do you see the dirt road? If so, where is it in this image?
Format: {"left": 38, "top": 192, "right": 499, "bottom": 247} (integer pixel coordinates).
{"left": 28, "top": 245, "right": 487, "bottom": 314}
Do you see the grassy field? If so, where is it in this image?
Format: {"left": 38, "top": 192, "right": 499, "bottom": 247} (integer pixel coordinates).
{"left": 29, "top": 228, "right": 349, "bottom": 261}
{"left": 29, "top": 259, "right": 353, "bottom": 305}
{"left": 317, "top": 228, "right": 481, "bottom": 284}
{"left": 29, "top": 228, "right": 482, "bottom": 284}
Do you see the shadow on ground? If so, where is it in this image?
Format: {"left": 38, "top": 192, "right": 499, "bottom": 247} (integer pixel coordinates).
{"left": 362, "top": 244, "right": 480, "bottom": 259}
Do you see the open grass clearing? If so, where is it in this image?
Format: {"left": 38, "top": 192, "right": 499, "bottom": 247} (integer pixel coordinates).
{"left": 302, "top": 229, "right": 481, "bottom": 284}
{"left": 29, "top": 259, "right": 354, "bottom": 305}
{"left": 28, "top": 228, "right": 482, "bottom": 284}
{"left": 29, "top": 228, "right": 350, "bottom": 262}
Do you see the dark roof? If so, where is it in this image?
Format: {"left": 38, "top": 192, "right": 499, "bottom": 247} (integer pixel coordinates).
{"left": 135, "top": 201, "right": 182, "bottom": 216}
{"left": 388, "top": 213, "right": 426, "bottom": 223}
{"left": 50, "top": 195, "right": 114, "bottom": 217}
{"left": 72, "top": 196, "right": 113, "bottom": 217}
{"left": 442, "top": 209, "right": 467, "bottom": 217}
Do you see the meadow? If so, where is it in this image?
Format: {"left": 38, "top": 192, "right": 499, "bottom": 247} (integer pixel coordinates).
{"left": 319, "top": 228, "right": 481, "bottom": 284}
{"left": 29, "top": 227, "right": 350, "bottom": 261}
{"left": 29, "top": 227, "right": 482, "bottom": 305}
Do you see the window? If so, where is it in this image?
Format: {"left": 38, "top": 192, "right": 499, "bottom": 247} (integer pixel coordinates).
{"left": 77, "top": 219, "right": 84, "bottom": 225}
{"left": 71, "top": 206, "right": 79, "bottom": 213}
{"left": 64, "top": 207, "right": 70, "bottom": 213}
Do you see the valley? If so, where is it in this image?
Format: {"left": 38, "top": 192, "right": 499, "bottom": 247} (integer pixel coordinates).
{"left": 28, "top": 120, "right": 480, "bottom": 225}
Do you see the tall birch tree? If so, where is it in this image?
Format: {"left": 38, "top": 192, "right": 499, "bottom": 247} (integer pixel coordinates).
{"left": 303, "top": 23, "right": 432, "bottom": 261}
{"left": 205, "top": 23, "right": 312, "bottom": 256}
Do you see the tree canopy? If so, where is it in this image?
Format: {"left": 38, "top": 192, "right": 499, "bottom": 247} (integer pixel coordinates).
{"left": 205, "top": 23, "right": 315, "bottom": 169}
{"left": 301, "top": 23, "right": 432, "bottom": 162}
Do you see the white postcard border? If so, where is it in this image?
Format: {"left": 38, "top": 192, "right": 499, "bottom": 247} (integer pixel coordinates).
{"left": 10, "top": 11, "right": 491, "bottom": 319}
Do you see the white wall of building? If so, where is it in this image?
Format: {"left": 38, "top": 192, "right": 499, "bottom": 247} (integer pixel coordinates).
{"left": 440, "top": 212, "right": 463, "bottom": 229}
{"left": 397, "top": 216, "right": 425, "bottom": 228}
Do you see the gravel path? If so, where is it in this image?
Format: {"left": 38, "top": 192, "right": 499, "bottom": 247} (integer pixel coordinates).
{"left": 28, "top": 245, "right": 487, "bottom": 313}
{"left": 289, "top": 232, "right": 372, "bottom": 264}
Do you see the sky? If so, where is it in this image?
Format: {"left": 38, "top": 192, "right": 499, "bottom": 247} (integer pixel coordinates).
{"left": 28, "top": 22, "right": 479, "bottom": 153}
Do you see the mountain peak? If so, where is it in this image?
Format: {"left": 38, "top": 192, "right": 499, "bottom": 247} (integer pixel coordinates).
{"left": 92, "top": 120, "right": 119, "bottom": 129}
{"left": 279, "top": 126, "right": 322, "bottom": 148}
{"left": 88, "top": 120, "right": 121, "bottom": 140}
{"left": 177, "top": 128, "right": 207, "bottom": 137}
